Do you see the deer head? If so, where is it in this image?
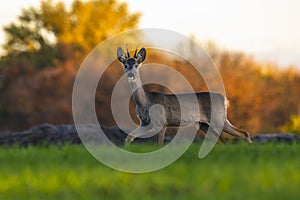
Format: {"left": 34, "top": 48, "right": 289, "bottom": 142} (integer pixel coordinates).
{"left": 117, "top": 46, "right": 146, "bottom": 82}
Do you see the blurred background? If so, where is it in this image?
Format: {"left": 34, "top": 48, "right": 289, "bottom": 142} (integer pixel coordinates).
{"left": 0, "top": 0, "right": 299, "bottom": 136}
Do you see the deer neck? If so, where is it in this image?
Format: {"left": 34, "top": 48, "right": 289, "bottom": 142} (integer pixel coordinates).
{"left": 128, "top": 78, "right": 149, "bottom": 108}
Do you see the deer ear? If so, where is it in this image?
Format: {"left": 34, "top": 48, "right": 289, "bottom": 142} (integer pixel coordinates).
{"left": 136, "top": 47, "right": 146, "bottom": 64}
{"left": 117, "top": 47, "right": 126, "bottom": 63}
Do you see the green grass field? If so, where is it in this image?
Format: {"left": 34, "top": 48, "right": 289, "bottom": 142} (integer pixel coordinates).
{"left": 0, "top": 143, "right": 300, "bottom": 200}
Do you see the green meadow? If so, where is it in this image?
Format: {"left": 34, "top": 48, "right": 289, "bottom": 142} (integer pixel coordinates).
{"left": 0, "top": 143, "right": 299, "bottom": 200}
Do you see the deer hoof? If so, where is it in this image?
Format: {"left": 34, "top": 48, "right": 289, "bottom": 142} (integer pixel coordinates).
{"left": 247, "top": 137, "right": 253, "bottom": 144}
{"left": 125, "top": 135, "right": 135, "bottom": 144}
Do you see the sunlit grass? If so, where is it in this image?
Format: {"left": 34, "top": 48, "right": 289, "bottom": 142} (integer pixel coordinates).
{"left": 0, "top": 143, "right": 299, "bottom": 199}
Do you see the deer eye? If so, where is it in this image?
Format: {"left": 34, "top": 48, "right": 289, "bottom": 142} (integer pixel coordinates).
{"left": 124, "top": 64, "right": 128, "bottom": 69}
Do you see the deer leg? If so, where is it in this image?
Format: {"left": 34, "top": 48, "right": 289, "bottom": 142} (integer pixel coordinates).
{"left": 157, "top": 126, "right": 167, "bottom": 145}
{"left": 125, "top": 125, "right": 154, "bottom": 144}
{"left": 199, "top": 123, "right": 226, "bottom": 144}
{"left": 223, "top": 119, "right": 252, "bottom": 143}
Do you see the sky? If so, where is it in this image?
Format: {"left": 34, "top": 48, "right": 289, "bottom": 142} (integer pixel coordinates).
{"left": 0, "top": 0, "right": 299, "bottom": 67}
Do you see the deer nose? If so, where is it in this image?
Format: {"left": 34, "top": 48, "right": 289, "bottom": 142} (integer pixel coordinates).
{"left": 127, "top": 73, "right": 135, "bottom": 80}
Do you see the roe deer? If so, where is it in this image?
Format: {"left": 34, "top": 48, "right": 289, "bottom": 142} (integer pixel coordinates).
{"left": 117, "top": 46, "right": 252, "bottom": 144}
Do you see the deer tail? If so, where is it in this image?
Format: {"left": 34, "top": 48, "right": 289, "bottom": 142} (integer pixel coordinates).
{"left": 225, "top": 97, "right": 230, "bottom": 109}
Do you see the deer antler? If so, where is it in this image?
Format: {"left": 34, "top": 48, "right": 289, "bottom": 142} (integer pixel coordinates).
{"left": 133, "top": 46, "right": 138, "bottom": 58}
{"left": 126, "top": 44, "right": 130, "bottom": 58}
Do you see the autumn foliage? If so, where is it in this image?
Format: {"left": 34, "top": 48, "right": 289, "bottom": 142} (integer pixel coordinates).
{"left": 0, "top": 0, "right": 299, "bottom": 134}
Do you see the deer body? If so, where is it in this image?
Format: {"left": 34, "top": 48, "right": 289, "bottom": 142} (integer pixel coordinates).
{"left": 117, "top": 46, "right": 252, "bottom": 144}
{"left": 134, "top": 91, "right": 225, "bottom": 126}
